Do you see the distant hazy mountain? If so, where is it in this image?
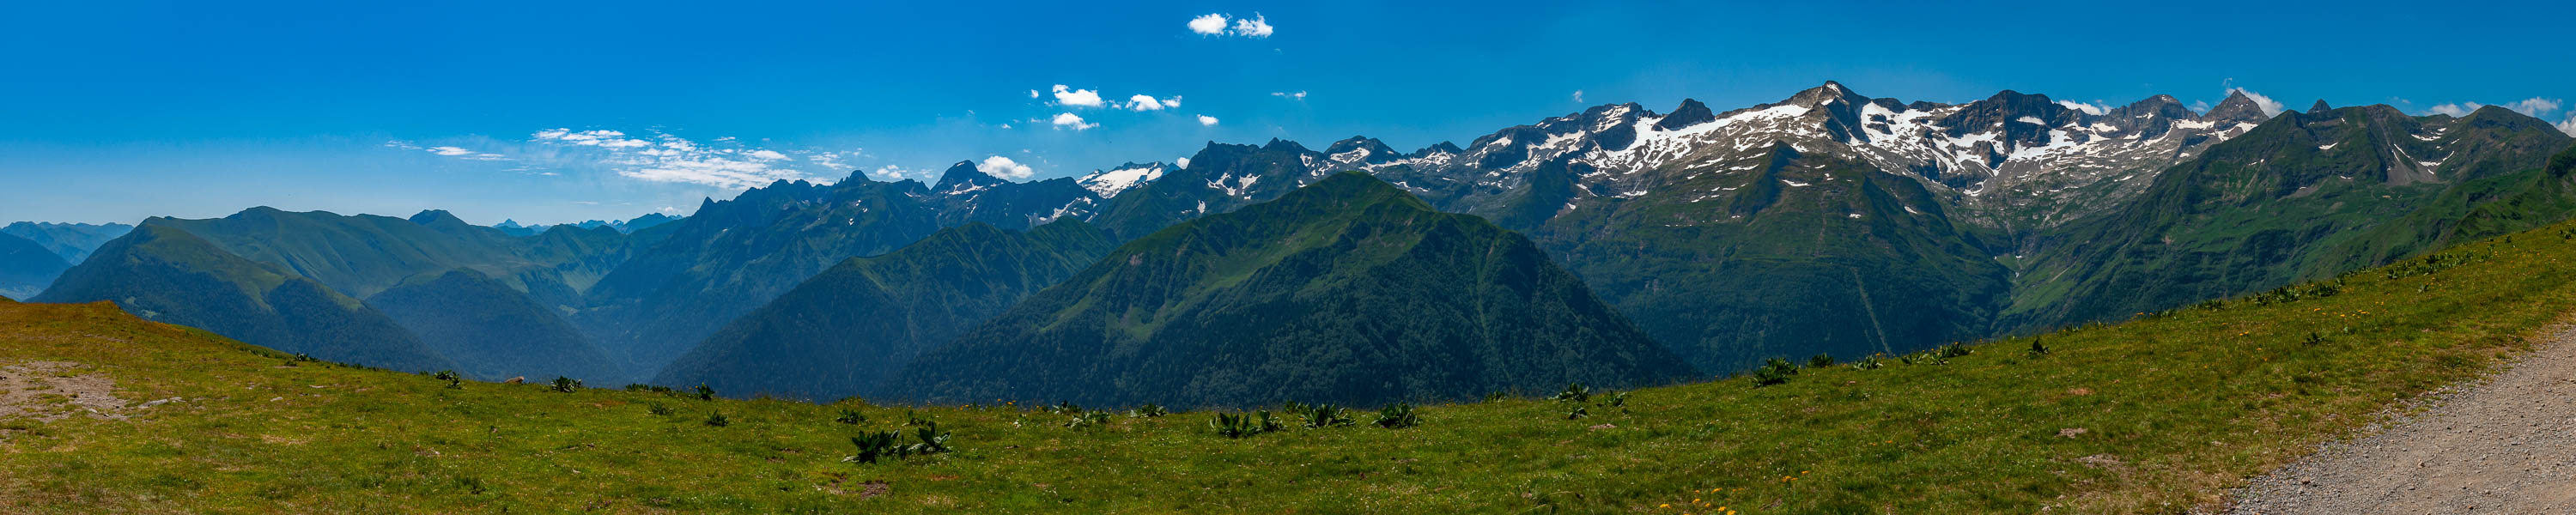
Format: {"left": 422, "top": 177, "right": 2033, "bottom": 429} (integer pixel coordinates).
{"left": 2, "top": 221, "right": 134, "bottom": 264}
{"left": 365, "top": 270, "right": 622, "bottom": 383}
{"left": 494, "top": 213, "right": 686, "bottom": 237}
{"left": 580, "top": 162, "right": 1100, "bottom": 377}
{"left": 34, "top": 225, "right": 454, "bottom": 372}
{"left": 653, "top": 219, "right": 1115, "bottom": 401}
{"left": 0, "top": 232, "right": 70, "bottom": 300}
{"left": 888, "top": 172, "right": 1698, "bottom": 407}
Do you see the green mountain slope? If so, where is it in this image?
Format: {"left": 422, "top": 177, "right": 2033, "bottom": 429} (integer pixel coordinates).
{"left": 0, "top": 232, "right": 70, "bottom": 300}
{"left": 653, "top": 220, "right": 1115, "bottom": 401}
{"left": 363, "top": 270, "right": 622, "bottom": 383}
{"left": 29, "top": 225, "right": 453, "bottom": 372}
{"left": 149, "top": 208, "right": 627, "bottom": 301}
{"left": 1506, "top": 146, "right": 2012, "bottom": 372}
{"left": 889, "top": 172, "right": 1698, "bottom": 407}
{"left": 2010, "top": 105, "right": 2574, "bottom": 328}
{"left": 0, "top": 221, "right": 133, "bottom": 264}
{"left": 9, "top": 209, "right": 2576, "bottom": 513}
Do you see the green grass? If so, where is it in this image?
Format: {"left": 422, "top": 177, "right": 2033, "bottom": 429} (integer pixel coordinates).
{"left": 8, "top": 219, "right": 2576, "bottom": 513}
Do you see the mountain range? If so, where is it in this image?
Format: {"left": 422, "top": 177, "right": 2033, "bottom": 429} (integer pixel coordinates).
{"left": 15, "top": 82, "right": 2574, "bottom": 407}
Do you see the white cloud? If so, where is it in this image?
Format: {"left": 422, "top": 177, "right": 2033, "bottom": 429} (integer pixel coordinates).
{"left": 1051, "top": 112, "right": 1097, "bottom": 130}
{"left": 2221, "top": 79, "right": 2284, "bottom": 116}
{"left": 521, "top": 128, "right": 822, "bottom": 189}
{"left": 1196, "top": 114, "right": 1219, "bottom": 126}
{"left": 1191, "top": 12, "right": 1273, "bottom": 38}
{"left": 1176, "top": 157, "right": 1191, "bottom": 168}
{"left": 976, "top": 155, "right": 1035, "bottom": 179}
{"left": 1272, "top": 90, "right": 1307, "bottom": 100}
{"left": 2056, "top": 100, "right": 2108, "bottom": 116}
{"left": 428, "top": 146, "right": 475, "bottom": 156}
{"left": 2559, "top": 115, "right": 2576, "bottom": 136}
{"left": 1230, "top": 14, "right": 1273, "bottom": 38}
{"left": 2428, "top": 102, "right": 2482, "bottom": 117}
{"left": 1571, "top": 90, "right": 1583, "bottom": 103}
{"left": 1051, "top": 84, "right": 1104, "bottom": 107}
{"left": 1125, "top": 94, "right": 1182, "bottom": 111}
{"left": 872, "top": 165, "right": 914, "bottom": 179}
{"left": 1188, "top": 14, "right": 1229, "bottom": 35}
{"left": 2501, "top": 97, "right": 2566, "bottom": 117}
{"left": 1027, "top": 89, "right": 1041, "bottom": 99}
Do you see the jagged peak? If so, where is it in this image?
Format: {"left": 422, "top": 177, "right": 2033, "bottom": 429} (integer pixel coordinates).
{"left": 1410, "top": 141, "right": 1464, "bottom": 157}
{"left": 2205, "top": 91, "right": 2272, "bottom": 124}
{"left": 1261, "top": 138, "right": 1313, "bottom": 154}
{"left": 1655, "top": 98, "right": 1716, "bottom": 130}
{"left": 1324, "top": 136, "right": 1396, "bottom": 157}
{"left": 1785, "top": 81, "right": 1869, "bottom": 106}
{"left": 933, "top": 160, "right": 1008, "bottom": 192}
{"left": 2308, "top": 100, "right": 2332, "bottom": 113}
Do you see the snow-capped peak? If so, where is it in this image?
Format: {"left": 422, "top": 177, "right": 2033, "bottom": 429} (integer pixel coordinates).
{"left": 1077, "top": 162, "right": 1169, "bottom": 198}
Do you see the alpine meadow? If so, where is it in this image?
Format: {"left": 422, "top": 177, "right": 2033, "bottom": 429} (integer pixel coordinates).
{"left": 6, "top": 2, "right": 2576, "bottom": 513}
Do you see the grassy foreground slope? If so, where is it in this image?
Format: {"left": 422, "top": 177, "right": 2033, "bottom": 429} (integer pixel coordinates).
{"left": 6, "top": 222, "right": 2576, "bottom": 513}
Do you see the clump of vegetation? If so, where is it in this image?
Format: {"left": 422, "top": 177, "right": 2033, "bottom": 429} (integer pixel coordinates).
{"left": 1127, "top": 403, "right": 1168, "bottom": 418}
{"left": 433, "top": 370, "right": 462, "bottom": 389}
{"left": 645, "top": 403, "right": 673, "bottom": 416}
{"left": 1939, "top": 342, "right": 1973, "bottom": 359}
{"left": 1563, "top": 404, "right": 1589, "bottom": 420}
{"left": 1483, "top": 391, "right": 1509, "bottom": 403}
{"left": 703, "top": 410, "right": 728, "bottom": 427}
{"left": 1847, "top": 354, "right": 1886, "bottom": 370}
{"left": 841, "top": 423, "right": 949, "bottom": 464}
{"left": 1604, "top": 391, "right": 1628, "bottom": 408}
{"left": 1753, "top": 357, "right": 1798, "bottom": 387}
{"left": 1373, "top": 403, "right": 1419, "bottom": 429}
{"left": 1210, "top": 410, "right": 1285, "bottom": 439}
{"left": 2306, "top": 331, "right": 2329, "bottom": 346}
{"left": 1807, "top": 354, "right": 1836, "bottom": 368}
{"left": 1552, "top": 383, "right": 1591, "bottom": 403}
{"left": 1295, "top": 403, "right": 1354, "bottom": 428}
{"left": 1066, "top": 410, "right": 1113, "bottom": 430}
{"left": 2026, "top": 337, "right": 2050, "bottom": 356}
{"left": 550, "top": 377, "right": 582, "bottom": 393}
{"left": 835, "top": 409, "right": 866, "bottom": 425}
{"left": 693, "top": 384, "right": 716, "bottom": 401}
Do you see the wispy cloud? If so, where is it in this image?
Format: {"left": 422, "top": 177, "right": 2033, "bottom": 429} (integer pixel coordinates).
{"left": 1571, "top": 90, "right": 1583, "bottom": 103}
{"left": 478, "top": 128, "right": 845, "bottom": 189}
{"left": 1051, "top": 112, "right": 1097, "bottom": 130}
{"left": 2221, "top": 79, "right": 2285, "bottom": 116}
{"left": 2427, "top": 97, "right": 2562, "bottom": 118}
{"left": 2056, "top": 100, "right": 2107, "bottom": 116}
{"left": 1189, "top": 13, "right": 1272, "bottom": 38}
{"left": 1272, "top": 90, "right": 1307, "bottom": 100}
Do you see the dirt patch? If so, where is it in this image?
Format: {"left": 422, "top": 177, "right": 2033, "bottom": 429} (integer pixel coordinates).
{"left": 2219, "top": 325, "right": 2576, "bottom": 514}
{"left": 0, "top": 360, "right": 135, "bottom": 421}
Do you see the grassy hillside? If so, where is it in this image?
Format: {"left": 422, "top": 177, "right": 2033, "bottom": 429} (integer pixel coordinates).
{"left": 6, "top": 216, "right": 2576, "bottom": 512}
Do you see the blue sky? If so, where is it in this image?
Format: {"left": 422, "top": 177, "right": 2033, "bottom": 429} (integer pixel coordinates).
{"left": 3, "top": 0, "right": 2571, "bottom": 225}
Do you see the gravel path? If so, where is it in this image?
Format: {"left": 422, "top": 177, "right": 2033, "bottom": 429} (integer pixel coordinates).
{"left": 2222, "top": 327, "right": 2576, "bottom": 514}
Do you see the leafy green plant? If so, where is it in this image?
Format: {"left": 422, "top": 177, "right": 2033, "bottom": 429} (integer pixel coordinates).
{"left": 908, "top": 421, "right": 951, "bottom": 455}
{"left": 843, "top": 431, "right": 904, "bottom": 464}
{"left": 1564, "top": 405, "right": 1589, "bottom": 420}
{"left": 1373, "top": 403, "right": 1419, "bottom": 429}
{"left": 1807, "top": 354, "right": 1836, "bottom": 368}
{"left": 550, "top": 376, "right": 581, "bottom": 393}
{"left": 646, "top": 403, "right": 673, "bottom": 416}
{"left": 1210, "top": 410, "right": 1285, "bottom": 439}
{"left": 1848, "top": 354, "right": 1886, "bottom": 370}
{"left": 835, "top": 409, "right": 866, "bottom": 425}
{"left": 1604, "top": 391, "right": 1628, "bottom": 408}
{"left": 1939, "top": 343, "right": 1973, "bottom": 358}
{"left": 433, "top": 370, "right": 462, "bottom": 389}
{"left": 1296, "top": 403, "right": 1354, "bottom": 428}
{"left": 1066, "top": 410, "right": 1113, "bottom": 430}
{"left": 693, "top": 384, "right": 715, "bottom": 401}
{"left": 1753, "top": 357, "right": 1799, "bottom": 387}
{"left": 703, "top": 410, "right": 728, "bottom": 427}
{"left": 1128, "top": 403, "right": 1168, "bottom": 418}
{"left": 2305, "top": 331, "right": 2328, "bottom": 346}
{"left": 2027, "top": 337, "right": 2050, "bottom": 356}
{"left": 1552, "top": 383, "right": 1591, "bottom": 403}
